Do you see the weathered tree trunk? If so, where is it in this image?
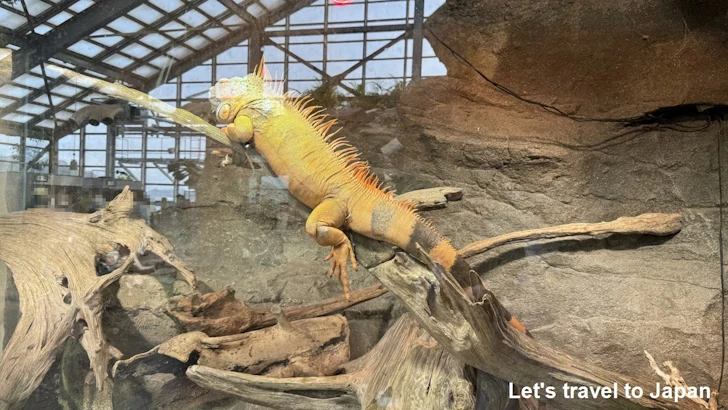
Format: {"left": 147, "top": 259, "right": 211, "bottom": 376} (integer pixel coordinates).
{"left": 187, "top": 314, "right": 478, "bottom": 410}
{"left": 111, "top": 315, "right": 351, "bottom": 410}
{"left": 115, "top": 315, "right": 351, "bottom": 379}
{"left": 0, "top": 187, "right": 196, "bottom": 409}
{"left": 167, "top": 283, "right": 386, "bottom": 337}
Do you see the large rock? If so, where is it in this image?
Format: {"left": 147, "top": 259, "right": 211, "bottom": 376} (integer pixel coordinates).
{"left": 103, "top": 274, "right": 187, "bottom": 355}
{"left": 394, "top": 1, "right": 726, "bottom": 401}
{"left": 424, "top": 0, "right": 728, "bottom": 118}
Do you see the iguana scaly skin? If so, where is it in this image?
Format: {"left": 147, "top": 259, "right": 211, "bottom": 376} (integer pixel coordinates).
{"left": 210, "top": 64, "right": 530, "bottom": 336}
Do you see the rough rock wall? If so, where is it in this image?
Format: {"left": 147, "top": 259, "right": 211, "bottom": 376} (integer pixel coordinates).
{"left": 397, "top": 0, "right": 727, "bottom": 404}
{"left": 426, "top": 0, "right": 728, "bottom": 118}
{"left": 394, "top": 105, "right": 725, "bottom": 400}
{"left": 151, "top": 1, "right": 727, "bottom": 407}
{"left": 153, "top": 105, "right": 725, "bottom": 407}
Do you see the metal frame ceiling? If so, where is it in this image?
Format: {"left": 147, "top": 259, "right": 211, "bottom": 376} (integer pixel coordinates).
{"left": 0, "top": 0, "right": 314, "bottom": 140}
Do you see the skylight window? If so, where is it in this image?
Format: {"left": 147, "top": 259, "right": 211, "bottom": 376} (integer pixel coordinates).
{"left": 222, "top": 15, "right": 244, "bottom": 26}
{"left": 0, "top": 10, "right": 27, "bottom": 30}
{"left": 160, "top": 21, "right": 186, "bottom": 38}
{"left": 129, "top": 4, "right": 164, "bottom": 25}
{"left": 52, "top": 85, "right": 82, "bottom": 97}
{"left": 30, "top": 66, "right": 62, "bottom": 78}
{"left": 20, "top": 0, "right": 50, "bottom": 17}
{"left": 48, "top": 58, "right": 73, "bottom": 67}
{"left": 166, "top": 46, "right": 192, "bottom": 60}
{"left": 0, "top": 85, "right": 31, "bottom": 99}
{"left": 199, "top": 0, "right": 227, "bottom": 18}
{"left": 178, "top": 10, "right": 207, "bottom": 27}
{"left": 17, "top": 104, "right": 49, "bottom": 115}
{"left": 54, "top": 111, "right": 73, "bottom": 121}
{"left": 34, "top": 24, "right": 53, "bottom": 35}
{"left": 140, "top": 33, "right": 170, "bottom": 49}
{"left": 203, "top": 28, "right": 228, "bottom": 41}
{"left": 36, "top": 119, "right": 60, "bottom": 128}
{"left": 68, "top": 40, "right": 105, "bottom": 57}
{"left": 107, "top": 17, "right": 143, "bottom": 34}
{"left": 247, "top": 3, "right": 265, "bottom": 18}
{"left": 2, "top": 113, "right": 34, "bottom": 123}
{"left": 0, "top": 96, "right": 16, "bottom": 108}
{"left": 91, "top": 28, "right": 123, "bottom": 47}
{"left": 122, "top": 43, "right": 153, "bottom": 60}
{"left": 186, "top": 36, "right": 210, "bottom": 50}
{"left": 69, "top": 0, "right": 94, "bottom": 13}
{"left": 47, "top": 11, "right": 73, "bottom": 26}
{"left": 103, "top": 54, "right": 135, "bottom": 68}
{"left": 33, "top": 94, "right": 66, "bottom": 106}
{"left": 149, "top": 55, "right": 174, "bottom": 69}
{"left": 154, "top": 0, "right": 184, "bottom": 13}
{"left": 260, "top": 0, "right": 286, "bottom": 9}
{"left": 14, "top": 74, "right": 45, "bottom": 88}
{"left": 133, "top": 66, "right": 160, "bottom": 78}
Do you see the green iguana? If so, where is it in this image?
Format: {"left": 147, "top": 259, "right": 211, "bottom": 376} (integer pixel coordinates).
{"left": 49, "top": 62, "right": 530, "bottom": 336}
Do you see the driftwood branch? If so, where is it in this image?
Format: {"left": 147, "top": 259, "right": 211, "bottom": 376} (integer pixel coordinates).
{"left": 396, "top": 186, "right": 463, "bottom": 210}
{"left": 167, "top": 283, "right": 387, "bottom": 336}
{"left": 114, "top": 315, "right": 350, "bottom": 380}
{"left": 363, "top": 250, "right": 709, "bottom": 410}
{"left": 187, "top": 314, "right": 477, "bottom": 409}
{"left": 645, "top": 351, "right": 719, "bottom": 410}
{"left": 0, "top": 187, "right": 196, "bottom": 409}
{"left": 459, "top": 213, "right": 682, "bottom": 258}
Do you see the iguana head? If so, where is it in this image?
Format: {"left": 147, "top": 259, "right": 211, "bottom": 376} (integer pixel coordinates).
{"left": 209, "top": 66, "right": 286, "bottom": 125}
{"left": 209, "top": 75, "right": 264, "bottom": 124}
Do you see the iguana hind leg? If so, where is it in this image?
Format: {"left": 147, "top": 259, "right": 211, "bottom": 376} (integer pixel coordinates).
{"left": 306, "top": 199, "right": 358, "bottom": 299}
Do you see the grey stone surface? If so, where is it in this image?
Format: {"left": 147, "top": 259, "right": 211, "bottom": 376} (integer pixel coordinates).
{"left": 104, "top": 274, "right": 186, "bottom": 356}
{"left": 392, "top": 112, "right": 725, "bottom": 402}
{"left": 425, "top": 0, "right": 728, "bottom": 119}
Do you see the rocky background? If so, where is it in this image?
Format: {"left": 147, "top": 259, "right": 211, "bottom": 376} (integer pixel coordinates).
{"left": 19, "top": 0, "right": 728, "bottom": 408}
{"left": 150, "top": 0, "right": 727, "bottom": 407}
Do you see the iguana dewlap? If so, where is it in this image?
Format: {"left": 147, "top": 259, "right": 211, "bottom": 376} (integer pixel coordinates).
{"left": 211, "top": 65, "right": 529, "bottom": 336}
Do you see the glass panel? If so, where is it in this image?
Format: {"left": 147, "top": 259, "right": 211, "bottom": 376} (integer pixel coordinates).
{"left": 4, "top": 2, "right": 712, "bottom": 410}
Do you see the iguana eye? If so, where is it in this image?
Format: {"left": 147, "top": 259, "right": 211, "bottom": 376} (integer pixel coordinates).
{"left": 217, "top": 103, "right": 231, "bottom": 121}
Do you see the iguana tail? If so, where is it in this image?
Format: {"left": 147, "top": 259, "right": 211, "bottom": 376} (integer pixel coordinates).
{"left": 374, "top": 200, "right": 532, "bottom": 337}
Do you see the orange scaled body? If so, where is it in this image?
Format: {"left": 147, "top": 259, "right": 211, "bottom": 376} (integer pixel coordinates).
{"left": 211, "top": 64, "right": 529, "bottom": 336}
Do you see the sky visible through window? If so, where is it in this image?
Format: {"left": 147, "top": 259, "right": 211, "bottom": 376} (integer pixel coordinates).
{"left": 0, "top": 0, "right": 446, "bottom": 205}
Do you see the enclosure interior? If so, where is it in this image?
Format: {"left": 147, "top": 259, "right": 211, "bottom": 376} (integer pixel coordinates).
{"left": 0, "top": 0, "right": 726, "bottom": 409}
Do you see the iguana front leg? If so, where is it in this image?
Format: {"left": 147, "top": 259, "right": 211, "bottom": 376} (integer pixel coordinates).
{"left": 306, "top": 199, "right": 358, "bottom": 299}
{"left": 222, "top": 115, "right": 254, "bottom": 143}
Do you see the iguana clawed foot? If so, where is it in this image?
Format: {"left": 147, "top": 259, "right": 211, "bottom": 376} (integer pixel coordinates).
{"left": 324, "top": 241, "right": 358, "bottom": 300}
